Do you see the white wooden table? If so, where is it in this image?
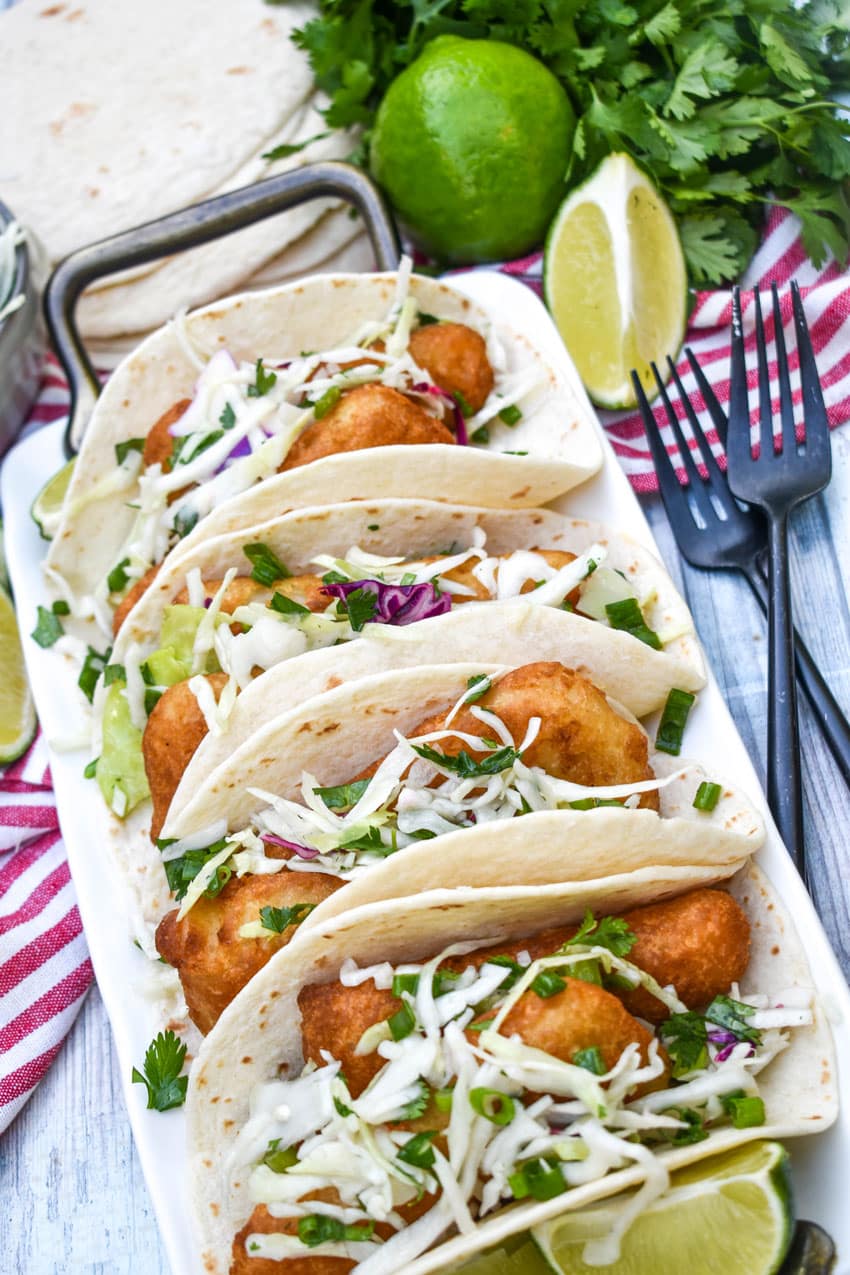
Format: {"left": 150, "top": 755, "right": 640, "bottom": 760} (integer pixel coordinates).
{"left": 3, "top": 431, "right": 849, "bottom": 1275}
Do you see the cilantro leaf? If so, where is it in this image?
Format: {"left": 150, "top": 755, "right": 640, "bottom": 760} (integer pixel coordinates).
{"left": 563, "top": 909, "right": 637, "bottom": 958}
{"left": 262, "top": 130, "right": 331, "bottom": 160}
{"left": 131, "top": 1029, "right": 188, "bottom": 1111}
{"left": 659, "top": 1010, "right": 708, "bottom": 1078}
{"left": 258, "top": 903, "right": 316, "bottom": 933}
{"left": 247, "top": 359, "right": 277, "bottom": 398}
{"left": 314, "top": 778, "right": 371, "bottom": 809}
{"left": 412, "top": 742, "right": 520, "bottom": 778}
{"left": 337, "top": 586, "right": 378, "bottom": 631}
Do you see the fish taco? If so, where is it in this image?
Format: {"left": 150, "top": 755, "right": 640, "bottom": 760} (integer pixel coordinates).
{"left": 44, "top": 262, "right": 602, "bottom": 631}
{"left": 144, "top": 661, "right": 762, "bottom": 1034}
{"left": 186, "top": 861, "right": 836, "bottom": 1274}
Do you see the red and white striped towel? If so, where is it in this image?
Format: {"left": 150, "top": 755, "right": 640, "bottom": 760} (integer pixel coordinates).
{"left": 2, "top": 209, "right": 848, "bottom": 1133}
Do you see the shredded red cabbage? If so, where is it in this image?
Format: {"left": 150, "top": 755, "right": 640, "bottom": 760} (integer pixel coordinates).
{"left": 321, "top": 578, "right": 451, "bottom": 626}
{"left": 261, "top": 833, "right": 319, "bottom": 860}
{"left": 411, "top": 381, "right": 468, "bottom": 446}
{"left": 707, "top": 1027, "right": 753, "bottom": 1062}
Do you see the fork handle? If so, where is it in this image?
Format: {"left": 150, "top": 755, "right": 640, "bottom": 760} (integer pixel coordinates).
{"left": 762, "top": 514, "right": 806, "bottom": 882}
{"left": 741, "top": 564, "right": 850, "bottom": 789}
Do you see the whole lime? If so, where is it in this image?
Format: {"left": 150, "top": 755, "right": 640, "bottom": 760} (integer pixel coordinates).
{"left": 369, "top": 36, "right": 576, "bottom": 264}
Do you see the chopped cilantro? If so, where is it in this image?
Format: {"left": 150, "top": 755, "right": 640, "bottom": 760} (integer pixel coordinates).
{"left": 173, "top": 508, "right": 199, "bottom": 540}
{"left": 78, "top": 644, "right": 111, "bottom": 702}
{"left": 247, "top": 359, "right": 277, "bottom": 397}
{"left": 452, "top": 389, "right": 473, "bottom": 418}
{"left": 258, "top": 903, "right": 316, "bottom": 934}
{"left": 412, "top": 742, "right": 519, "bottom": 778}
{"left": 131, "top": 1029, "right": 188, "bottom": 1111}
{"left": 464, "top": 673, "right": 491, "bottom": 702}
{"left": 106, "top": 558, "right": 131, "bottom": 593}
{"left": 31, "top": 605, "right": 64, "bottom": 648}
{"left": 314, "top": 778, "right": 370, "bottom": 809}
{"left": 573, "top": 1045, "right": 606, "bottom": 1075}
{"left": 219, "top": 403, "right": 237, "bottom": 430}
{"left": 162, "top": 839, "right": 231, "bottom": 902}
{"left": 563, "top": 910, "right": 637, "bottom": 958}
{"left": 103, "top": 663, "right": 126, "bottom": 687}
{"left": 115, "top": 437, "right": 145, "bottom": 465}
{"left": 270, "top": 591, "right": 310, "bottom": 616}
{"left": 51, "top": 599, "right": 70, "bottom": 616}
{"left": 659, "top": 1011, "right": 709, "bottom": 1078}
{"left": 498, "top": 404, "right": 522, "bottom": 426}
{"left": 336, "top": 586, "right": 378, "bottom": 631}
{"left": 243, "top": 542, "right": 291, "bottom": 587}
{"left": 311, "top": 385, "right": 343, "bottom": 419}
{"left": 471, "top": 424, "right": 490, "bottom": 444}
{"left": 705, "top": 994, "right": 761, "bottom": 1045}
{"left": 262, "top": 130, "right": 330, "bottom": 160}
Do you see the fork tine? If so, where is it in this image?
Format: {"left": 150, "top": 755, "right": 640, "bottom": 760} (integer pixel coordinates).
{"left": 648, "top": 362, "right": 717, "bottom": 527}
{"left": 685, "top": 347, "right": 727, "bottom": 450}
{"left": 771, "top": 280, "right": 797, "bottom": 458}
{"left": 726, "top": 285, "right": 751, "bottom": 475}
{"left": 790, "top": 281, "right": 832, "bottom": 475}
{"left": 665, "top": 356, "right": 737, "bottom": 517}
{"left": 630, "top": 371, "right": 696, "bottom": 529}
{"left": 754, "top": 285, "right": 775, "bottom": 458}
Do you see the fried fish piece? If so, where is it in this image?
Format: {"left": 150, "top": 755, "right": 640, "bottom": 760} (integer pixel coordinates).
{"left": 112, "top": 563, "right": 161, "bottom": 635}
{"left": 142, "top": 398, "right": 191, "bottom": 468}
{"left": 409, "top": 321, "right": 494, "bottom": 414}
{"left": 144, "top": 673, "right": 228, "bottom": 841}
{"left": 156, "top": 866, "right": 340, "bottom": 1035}
{"left": 280, "top": 384, "right": 454, "bottom": 472}
{"left": 356, "top": 661, "right": 659, "bottom": 811}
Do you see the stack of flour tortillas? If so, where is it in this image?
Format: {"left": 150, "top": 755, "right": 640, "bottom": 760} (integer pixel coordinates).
{"left": 0, "top": 0, "right": 372, "bottom": 362}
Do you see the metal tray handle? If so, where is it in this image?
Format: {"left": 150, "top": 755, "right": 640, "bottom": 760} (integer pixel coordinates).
{"left": 43, "top": 161, "right": 401, "bottom": 455}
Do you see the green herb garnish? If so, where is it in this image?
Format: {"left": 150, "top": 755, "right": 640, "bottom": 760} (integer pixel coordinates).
{"left": 115, "top": 437, "right": 145, "bottom": 465}
{"left": 693, "top": 780, "right": 722, "bottom": 811}
{"left": 605, "top": 597, "right": 662, "bottom": 649}
{"left": 131, "top": 1029, "right": 188, "bottom": 1111}
{"left": 412, "top": 742, "right": 519, "bottom": 778}
{"left": 243, "top": 542, "right": 291, "bottom": 587}
{"left": 78, "top": 644, "right": 111, "bottom": 702}
{"left": 498, "top": 404, "right": 522, "bottom": 426}
{"left": 31, "top": 605, "right": 64, "bottom": 648}
{"left": 247, "top": 359, "right": 277, "bottom": 397}
{"left": 656, "top": 687, "right": 696, "bottom": 755}
{"left": 258, "top": 903, "right": 316, "bottom": 934}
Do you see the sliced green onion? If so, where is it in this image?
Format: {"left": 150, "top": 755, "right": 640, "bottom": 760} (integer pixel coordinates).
{"left": 453, "top": 389, "right": 473, "bottom": 418}
{"left": 508, "top": 1157, "right": 567, "bottom": 1202}
{"left": 270, "top": 591, "right": 310, "bottom": 616}
{"left": 434, "top": 1087, "right": 454, "bottom": 1113}
{"left": 722, "top": 1091, "right": 765, "bottom": 1129}
{"left": 397, "top": 1131, "right": 437, "bottom": 1168}
{"left": 262, "top": 1139, "right": 298, "bottom": 1173}
{"left": 312, "top": 385, "right": 342, "bottom": 419}
{"left": 51, "top": 599, "right": 70, "bottom": 616}
{"left": 531, "top": 969, "right": 567, "bottom": 998}
{"left": 388, "top": 1002, "right": 416, "bottom": 1041}
{"left": 83, "top": 757, "right": 99, "bottom": 779}
{"left": 144, "top": 688, "right": 162, "bottom": 716}
{"left": 605, "top": 597, "right": 662, "bottom": 649}
{"left": 103, "top": 663, "right": 126, "bottom": 687}
{"left": 469, "top": 1088, "right": 515, "bottom": 1125}
{"left": 693, "top": 780, "right": 722, "bottom": 812}
{"left": 107, "top": 558, "right": 132, "bottom": 593}
{"left": 242, "top": 542, "right": 291, "bottom": 587}
{"left": 297, "top": 1215, "right": 374, "bottom": 1248}
{"left": 499, "top": 404, "right": 522, "bottom": 426}
{"left": 471, "top": 424, "right": 490, "bottom": 444}
{"left": 31, "top": 605, "right": 64, "bottom": 647}
{"left": 655, "top": 687, "right": 696, "bottom": 755}
{"left": 399, "top": 572, "right": 416, "bottom": 585}
{"left": 392, "top": 973, "right": 419, "bottom": 998}
{"left": 568, "top": 958, "right": 602, "bottom": 986}
{"left": 78, "top": 645, "right": 111, "bottom": 702}
{"left": 672, "top": 1107, "right": 709, "bottom": 1145}
{"left": 568, "top": 797, "right": 624, "bottom": 810}
{"left": 573, "top": 1045, "right": 606, "bottom": 1075}
{"left": 114, "top": 437, "right": 145, "bottom": 465}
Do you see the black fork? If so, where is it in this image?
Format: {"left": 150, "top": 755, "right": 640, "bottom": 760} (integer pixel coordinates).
{"left": 631, "top": 349, "right": 849, "bottom": 824}
{"left": 723, "top": 283, "right": 832, "bottom": 881}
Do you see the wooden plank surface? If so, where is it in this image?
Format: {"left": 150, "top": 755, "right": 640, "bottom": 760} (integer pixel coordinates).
{"left": 2, "top": 433, "right": 848, "bottom": 1275}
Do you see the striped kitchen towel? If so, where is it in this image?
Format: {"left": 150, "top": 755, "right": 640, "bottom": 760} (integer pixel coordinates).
{"left": 0, "top": 732, "right": 92, "bottom": 1132}
{"left": 1, "top": 207, "right": 847, "bottom": 1132}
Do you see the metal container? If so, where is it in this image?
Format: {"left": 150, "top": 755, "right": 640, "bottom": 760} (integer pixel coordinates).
{"left": 0, "top": 199, "right": 46, "bottom": 457}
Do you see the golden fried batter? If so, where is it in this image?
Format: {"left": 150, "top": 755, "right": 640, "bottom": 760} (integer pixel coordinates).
{"left": 434, "top": 548, "right": 579, "bottom": 604}
{"left": 280, "top": 384, "right": 454, "bottom": 472}
{"left": 300, "top": 979, "right": 398, "bottom": 1098}
{"left": 112, "top": 564, "right": 160, "bottom": 636}
{"left": 157, "top": 868, "right": 340, "bottom": 1034}
{"left": 142, "top": 398, "right": 191, "bottom": 468}
{"left": 173, "top": 573, "right": 330, "bottom": 614}
{"left": 494, "top": 976, "right": 667, "bottom": 1094}
{"left": 617, "top": 888, "right": 751, "bottom": 1023}
{"left": 144, "top": 673, "right": 228, "bottom": 841}
{"left": 357, "top": 662, "right": 659, "bottom": 811}
{"left": 409, "top": 322, "right": 494, "bottom": 414}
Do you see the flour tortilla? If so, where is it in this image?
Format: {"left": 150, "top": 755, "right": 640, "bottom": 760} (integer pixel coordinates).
{"left": 110, "top": 499, "right": 706, "bottom": 718}
{"left": 0, "top": 0, "right": 363, "bottom": 345}
{"left": 46, "top": 272, "right": 603, "bottom": 608}
{"left": 187, "top": 859, "right": 837, "bottom": 1275}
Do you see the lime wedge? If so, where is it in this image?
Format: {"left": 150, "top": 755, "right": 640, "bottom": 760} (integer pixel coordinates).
{"left": 544, "top": 153, "right": 687, "bottom": 409}
{"left": 31, "top": 457, "right": 76, "bottom": 540}
{"left": 0, "top": 584, "right": 37, "bottom": 763}
{"left": 531, "top": 1141, "right": 793, "bottom": 1275}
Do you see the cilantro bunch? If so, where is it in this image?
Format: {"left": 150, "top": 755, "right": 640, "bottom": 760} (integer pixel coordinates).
{"left": 286, "top": 0, "right": 850, "bottom": 282}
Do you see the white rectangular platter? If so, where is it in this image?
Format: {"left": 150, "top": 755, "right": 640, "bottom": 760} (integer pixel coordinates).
{"left": 4, "top": 268, "right": 850, "bottom": 1275}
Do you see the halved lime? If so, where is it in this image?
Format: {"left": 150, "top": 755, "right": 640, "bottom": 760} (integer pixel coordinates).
{"left": 0, "top": 584, "right": 37, "bottom": 763}
{"left": 31, "top": 457, "right": 75, "bottom": 540}
{"left": 532, "top": 1141, "right": 793, "bottom": 1275}
{"left": 544, "top": 153, "right": 688, "bottom": 409}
